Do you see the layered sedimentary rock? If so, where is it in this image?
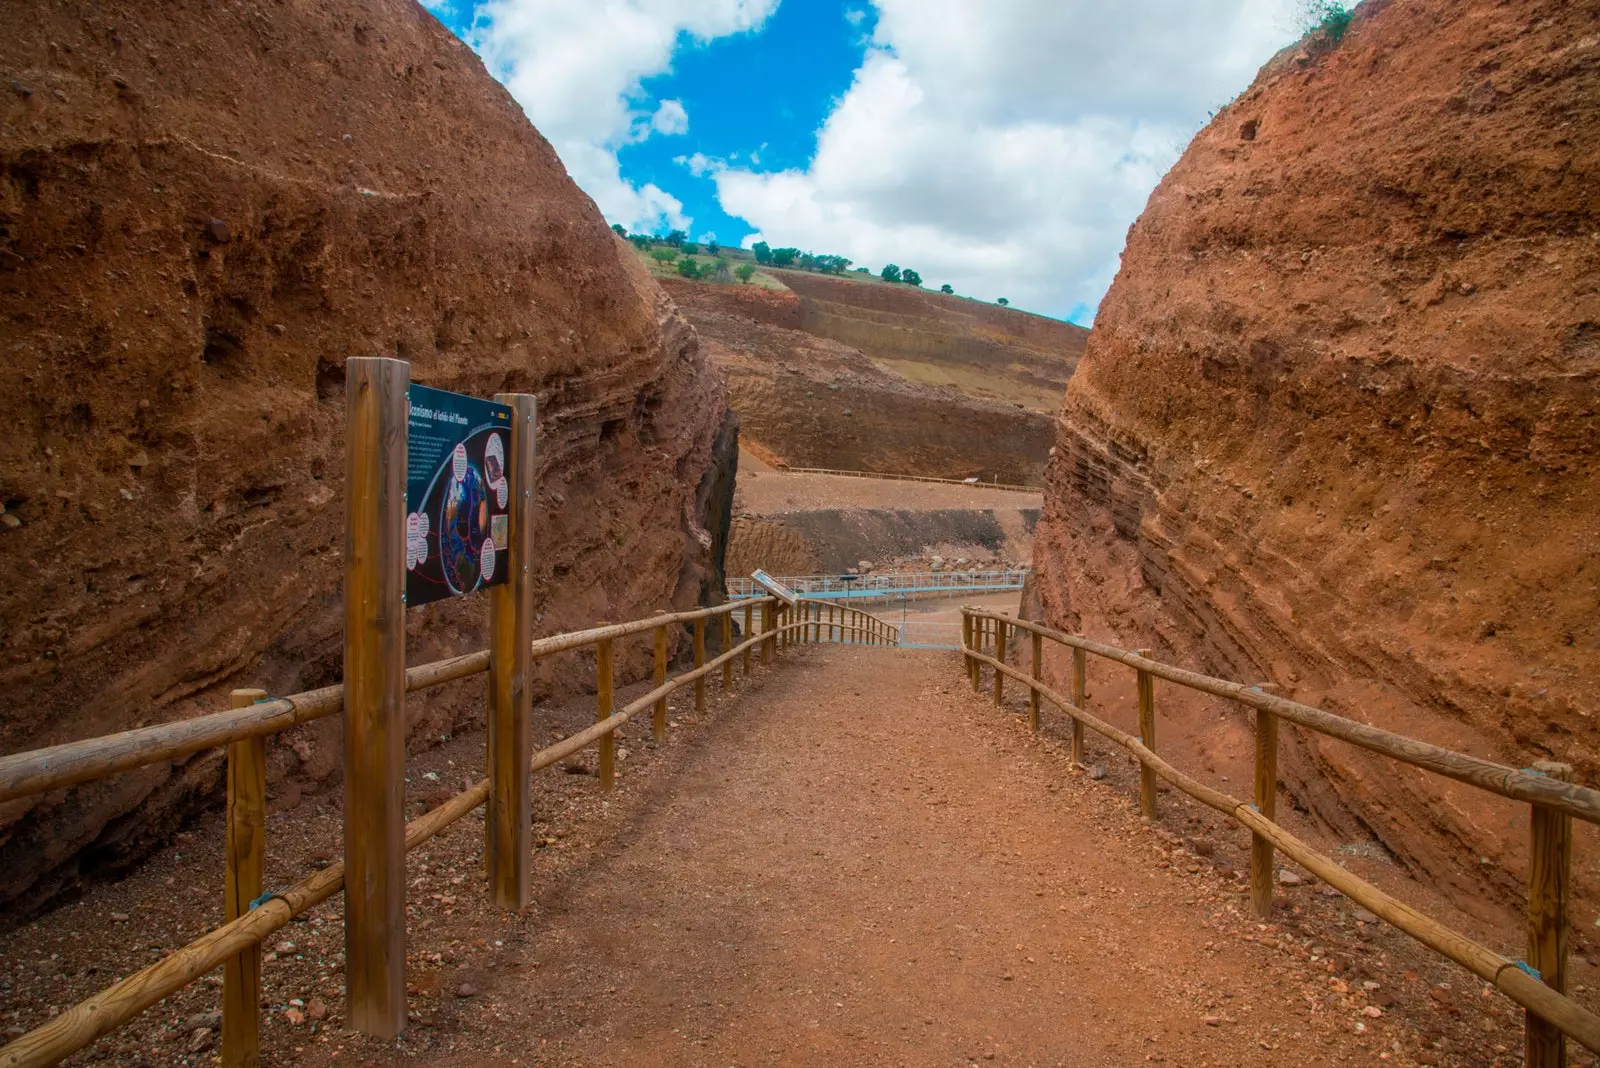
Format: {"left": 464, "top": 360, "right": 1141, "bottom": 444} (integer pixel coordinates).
{"left": 1033, "top": 0, "right": 1598, "bottom": 918}
{"left": 663, "top": 278, "right": 1058, "bottom": 484}
{"left": 0, "top": 0, "right": 733, "bottom": 914}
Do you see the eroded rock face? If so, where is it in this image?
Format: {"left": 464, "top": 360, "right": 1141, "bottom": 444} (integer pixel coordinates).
{"left": 0, "top": 0, "right": 731, "bottom": 915}
{"left": 663, "top": 279, "right": 1060, "bottom": 485}
{"left": 1033, "top": 0, "right": 1598, "bottom": 918}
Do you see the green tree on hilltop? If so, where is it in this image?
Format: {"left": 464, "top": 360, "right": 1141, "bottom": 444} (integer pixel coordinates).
{"left": 901, "top": 268, "right": 922, "bottom": 287}
{"left": 880, "top": 263, "right": 901, "bottom": 283}
{"left": 736, "top": 263, "right": 757, "bottom": 284}
{"left": 997, "top": 297, "right": 1010, "bottom": 306}
{"left": 753, "top": 241, "right": 773, "bottom": 265}
{"left": 940, "top": 283, "right": 954, "bottom": 294}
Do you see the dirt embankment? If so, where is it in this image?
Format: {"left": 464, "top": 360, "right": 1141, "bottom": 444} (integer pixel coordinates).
{"left": 1032, "top": 0, "right": 1599, "bottom": 924}
{"left": 663, "top": 279, "right": 1057, "bottom": 485}
{"left": 0, "top": 0, "right": 735, "bottom": 917}
{"left": 724, "top": 465, "right": 1040, "bottom": 579}
{"left": 774, "top": 269, "right": 1085, "bottom": 409}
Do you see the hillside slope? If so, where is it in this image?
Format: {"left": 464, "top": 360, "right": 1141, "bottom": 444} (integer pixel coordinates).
{"left": 0, "top": 0, "right": 733, "bottom": 915}
{"left": 663, "top": 278, "right": 1062, "bottom": 484}
{"left": 1032, "top": 0, "right": 1598, "bottom": 918}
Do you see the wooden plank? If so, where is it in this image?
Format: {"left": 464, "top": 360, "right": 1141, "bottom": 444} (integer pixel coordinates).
{"left": 1070, "top": 647, "right": 1086, "bottom": 766}
{"left": 993, "top": 620, "right": 1007, "bottom": 706}
{"left": 966, "top": 609, "right": 1600, "bottom": 825}
{"left": 1528, "top": 760, "right": 1574, "bottom": 1068}
{"left": 222, "top": 688, "right": 266, "bottom": 1068}
{"left": 694, "top": 618, "right": 707, "bottom": 712}
{"left": 653, "top": 623, "right": 668, "bottom": 741}
{"left": 1136, "top": 653, "right": 1156, "bottom": 819}
{"left": 761, "top": 601, "right": 772, "bottom": 664}
{"left": 341, "top": 355, "right": 409, "bottom": 1040}
{"left": 1251, "top": 708, "right": 1278, "bottom": 918}
{"left": 596, "top": 637, "right": 615, "bottom": 789}
{"left": 962, "top": 643, "right": 1600, "bottom": 1057}
{"left": 1028, "top": 631, "right": 1042, "bottom": 732}
{"left": 487, "top": 392, "right": 537, "bottom": 912}
{"left": 742, "top": 604, "right": 753, "bottom": 675}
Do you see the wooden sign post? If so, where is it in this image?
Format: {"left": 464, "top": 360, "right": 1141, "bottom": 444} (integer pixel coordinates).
{"left": 342, "top": 356, "right": 409, "bottom": 1039}
{"left": 487, "top": 394, "right": 537, "bottom": 911}
{"left": 222, "top": 688, "right": 267, "bottom": 1068}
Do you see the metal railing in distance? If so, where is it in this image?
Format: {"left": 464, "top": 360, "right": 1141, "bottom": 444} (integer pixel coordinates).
{"left": 0, "top": 597, "right": 901, "bottom": 1068}
{"left": 727, "top": 569, "right": 1030, "bottom": 601}
{"left": 961, "top": 606, "right": 1600, "bottom": 1065}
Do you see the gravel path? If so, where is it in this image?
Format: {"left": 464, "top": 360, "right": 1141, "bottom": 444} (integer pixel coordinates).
{"left": 2, "top": 645, "right": 1525, "bottom": 1067}
{"left": 307, "top": 648, "right": 1461, "bottom": 1067}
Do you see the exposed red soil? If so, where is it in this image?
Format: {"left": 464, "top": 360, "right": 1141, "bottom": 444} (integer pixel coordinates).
{"left": 661, "top": 276, "right": 1070, "bottom": 484}
{"left": 2, "top": 646, "right": 1560, "bottom": 1067}
{"left": 1033, "top": 0, "right": 1599, "bottom": 933}
{"left": 0, "top": 0, "right": 733, "bottom": 916}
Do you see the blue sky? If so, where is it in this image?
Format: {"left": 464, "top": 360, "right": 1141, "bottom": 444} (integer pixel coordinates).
{"left": 429, "top": 1, "right": 1311, "bottom": 322}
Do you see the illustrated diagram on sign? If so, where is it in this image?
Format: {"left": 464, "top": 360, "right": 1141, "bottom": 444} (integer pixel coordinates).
{"left": 404, "top": 385, "right": 514, "bottom": 607}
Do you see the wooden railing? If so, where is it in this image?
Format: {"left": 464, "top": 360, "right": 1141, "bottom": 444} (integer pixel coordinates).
{"left": 962, "top": 606, "right": 1600, "bottom": 1065}
{"left": 0, "top": 598, "right": 899, "bottom": 1068}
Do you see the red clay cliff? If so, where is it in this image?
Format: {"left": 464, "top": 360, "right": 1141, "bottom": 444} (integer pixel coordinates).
{"left": 1033, "top": 0, "right": 1599, "bottom": 920}
{"left": 0, "top": 0, "right": 734, "bottom": 916}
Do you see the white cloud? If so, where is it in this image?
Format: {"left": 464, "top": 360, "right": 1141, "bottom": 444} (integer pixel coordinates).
{"left": 650, "top": 98, "right": 690, "bottom": 136}
{"left": 710, "top": 0, "right": 1306, "bottom": 320}
{"left": 469, "top": 0, "right": 777, "bottom": 233}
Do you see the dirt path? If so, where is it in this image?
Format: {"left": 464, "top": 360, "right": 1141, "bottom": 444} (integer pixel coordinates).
{"left": 299, "top": 648, "right": 1457, "bottom": 1068}
{"left": 734, "top": 466, "right": 1042, "bottom": 515}
{"left": 2, "top": 644, "right": 1527, "bottom": 1067}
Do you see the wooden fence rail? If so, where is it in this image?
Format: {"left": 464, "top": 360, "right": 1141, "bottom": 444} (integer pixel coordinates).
{"left": 962, "top": 606, "right": 1600, "bottom": 1064}
{"left": 0, "top": 599, "right": 899, "bottom": 1068}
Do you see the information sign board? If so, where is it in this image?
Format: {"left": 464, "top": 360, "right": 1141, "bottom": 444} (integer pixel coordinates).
{"left": 750, "top": 569, "right": 799, "bottom": 606}
{"left": 405, "top": 384, "right": 514, "bottom": 607}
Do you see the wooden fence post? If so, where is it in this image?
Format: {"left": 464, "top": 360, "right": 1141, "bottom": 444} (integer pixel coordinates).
{"left": 653, "top": 623, "right": 668, "bottom": 741}
{"left": 993, "top": 620, "right": 1008, "bottom": 707}
{"left": 969, "top": 616, "right": 982, "bottom": 691}
{"left": 1136, "top": 650, "right": 1157, "bottom": 819}
{"left": 962, "top": 613, "right": 973, "bottom": 676}
{"left": 342, "top": 355, "right": 408, "bottom": 1039}
{"left": 1528, "top": 760, "right": 1574, "bottom": 1068}
{"left": 1070, "top": 646, "right": 1087, "bottom": 766}
{"left": 742, "top": 603, "right": 753, "bottom": 675}
{"left": 487, "top": 392, "right": 536, "bottom": 912}
{"left": 722, "top": 610, "right": 734, "bottom": 691}
{"left": 1251, "top": 708, "right": 1279, "bottom": 918}
{"left": 596, "top": 637, "right": 615, "bottom": 789}
{"left": 694, "top": 617, "right": 707, "bottom": 712}
{"left": 1028, "top": 631, "right": 1042, "bottom": 732}
{"left": 222, "top": 688, "right": 267, "bottom": 1068}
{"left": 761, "top": 601, "right": 773, "bottom": 664}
